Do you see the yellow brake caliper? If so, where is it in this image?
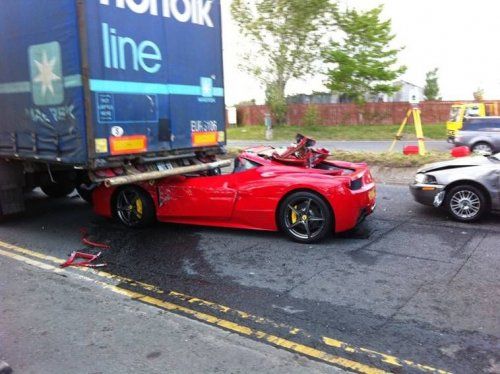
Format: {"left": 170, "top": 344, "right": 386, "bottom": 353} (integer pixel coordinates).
{"left": 135, "top": 198, "right": 143, "bottom": 219}
{"left": 291, "top": 205, "right": 298, "bottom": 224}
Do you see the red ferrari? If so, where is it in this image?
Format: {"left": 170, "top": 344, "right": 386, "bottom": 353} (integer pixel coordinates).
{"left": 93, "top": 136, "right": 376, "bottom": 243}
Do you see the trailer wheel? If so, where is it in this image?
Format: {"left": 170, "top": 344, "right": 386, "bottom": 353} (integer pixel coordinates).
{"left": 41, "top": 181, "right": 75, "bottom": 198}
{"left": 113, "top": 186, "right": 156, "bottom": 228}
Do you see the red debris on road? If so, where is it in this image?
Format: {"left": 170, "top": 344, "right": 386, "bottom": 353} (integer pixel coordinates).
{"left": 80, "top": 228, "right": 111, "bottom": 250}
{"left": 60, "top": 251, "right": 106, "bottom": 269}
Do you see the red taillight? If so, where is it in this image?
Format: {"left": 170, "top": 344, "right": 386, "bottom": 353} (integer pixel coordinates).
{"left": 363, "top": 171, "right": 373, "bottom": 184}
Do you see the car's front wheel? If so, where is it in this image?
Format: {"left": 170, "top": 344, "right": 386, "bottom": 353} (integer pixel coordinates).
{"left": 278, "top": 191, "right": 332, "bottom": 243}
{"left": 445, "top": 185, "right": 488, "bottom": 222}
{"left": 471, "top": 142, "right": 493, "bottom": 155}
{"left": 113, "top": 186, "right": 156, "bottom": 228}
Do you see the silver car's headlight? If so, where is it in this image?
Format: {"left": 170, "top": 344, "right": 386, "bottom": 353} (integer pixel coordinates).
{"left": 415, "top": 173, "right": 437, "bottom": 184}
{"left": 415, "top": 173, "right": 427, "bottom": 184}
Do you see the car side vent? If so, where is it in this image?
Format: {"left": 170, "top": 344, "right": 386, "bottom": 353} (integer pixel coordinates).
{"left": 350, "top": 178, "right": 363, "bottom": 191}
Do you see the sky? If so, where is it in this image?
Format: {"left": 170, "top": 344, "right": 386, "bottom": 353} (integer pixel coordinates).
{"left": 220, "top": 0, "right": 500, "bottom": 105}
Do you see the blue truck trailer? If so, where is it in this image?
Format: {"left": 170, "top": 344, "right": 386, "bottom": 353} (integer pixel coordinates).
{"left": 0, "top": 0, "right": 226, "bottom": 216}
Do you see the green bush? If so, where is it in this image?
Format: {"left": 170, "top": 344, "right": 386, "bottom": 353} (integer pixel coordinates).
{"left": 302, "top": 105, "right": 320, "bottom": 127}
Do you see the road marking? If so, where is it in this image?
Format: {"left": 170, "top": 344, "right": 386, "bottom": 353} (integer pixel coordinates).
{"left": 0, "top": 240, "right": 452, "bottom": 374}
{"left": 0, "top": 246, "right": 385, "bottom": 374}
{"left": 323, "top": 338, "right": 451, "bottom": 374}
{"left": 0, "top": 240, "right": 163, "bottom": 293}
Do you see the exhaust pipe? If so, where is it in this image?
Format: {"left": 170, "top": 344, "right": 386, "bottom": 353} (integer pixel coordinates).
{"left": 104, "top": 160, "right": 232, "bottom": 188}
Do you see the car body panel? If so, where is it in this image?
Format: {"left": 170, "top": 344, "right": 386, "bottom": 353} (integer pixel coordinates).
{"left": 410, "top": 154, "right": 500, "bottom": 212}
{"left": 93, "top": 153, "right": 377, "bottom": 234}
{"left": 157, "top": 174, "right": 238, "bottom": 220}
{"left": 409, "top": 183, "right": 445, "bottom": 206}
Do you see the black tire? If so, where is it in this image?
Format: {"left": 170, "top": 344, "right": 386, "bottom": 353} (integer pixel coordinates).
{"left": 444, "top": 185, "right": 488, "bottom": 222}
{"left": 113, "top": 186, "right": 156, "bottom": 228}
{"left": 77, "top": 183, "right": 97, "bottom": 204}
{"left": 278, "top": 191, "right": 333, "bottom": 244}
{"left": 41, "top": 181, "right": 75, "bottom": 198}
{"left": 471, "top": 142, "right": 493, "bottom": 155}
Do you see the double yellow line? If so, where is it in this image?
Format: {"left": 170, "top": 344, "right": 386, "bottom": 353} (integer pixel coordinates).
{"left": 0, "top": 240, "right": 451, "bottom": 374}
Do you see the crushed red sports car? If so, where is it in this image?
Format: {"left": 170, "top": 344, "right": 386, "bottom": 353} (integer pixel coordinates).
{"left": 93, "top": 135, "right": 376, "bottom": 243}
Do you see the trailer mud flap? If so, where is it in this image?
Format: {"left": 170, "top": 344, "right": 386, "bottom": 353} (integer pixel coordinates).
{"left": 0, "top": 188, "right": 25, "bottom": 216}
{"left": 0, "top": 161, "right": 25, "bottom": 215}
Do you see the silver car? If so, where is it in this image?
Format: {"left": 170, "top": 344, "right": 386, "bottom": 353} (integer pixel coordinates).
{"left": 410, "top": 154, "right": 500, "bottom": 222}
{"left": 454, "top": 117, "right": 500, "bottom": 154}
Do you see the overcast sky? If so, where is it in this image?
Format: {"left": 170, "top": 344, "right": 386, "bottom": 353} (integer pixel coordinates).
{"left": 221, "top": 0, "right": 500, "bottom": 105}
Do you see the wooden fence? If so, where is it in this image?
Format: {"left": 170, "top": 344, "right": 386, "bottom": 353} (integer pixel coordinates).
{"left": 236, "top": 101, "right": 500, "bottom": 126}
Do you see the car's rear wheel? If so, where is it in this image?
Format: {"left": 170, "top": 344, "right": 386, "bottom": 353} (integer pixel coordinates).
{"left": 113, "top": 186, "right": 156, "bottom": 228}
{"left": 471, "top": 142, "right": 493, "bottom": 155}
{"left": 279, "top": 191, "right": 332, "bottom": 243}
{"left": 445, "top": 185, "right": 488, "bottom": 222}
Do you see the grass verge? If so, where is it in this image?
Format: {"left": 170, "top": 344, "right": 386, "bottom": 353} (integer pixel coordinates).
{"left": 227, "top": 124, "right": 447, "bottom": 141}
{"left": 330, "top": 150, "right": 452, "bottom": 168}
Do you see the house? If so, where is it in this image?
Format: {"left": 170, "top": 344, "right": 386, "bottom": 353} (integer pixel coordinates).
{"left": 384, "top": 80, "right": 424, "bottom": 103}
{"left": 287, "top": 81, "right": 424, "bottom": 104}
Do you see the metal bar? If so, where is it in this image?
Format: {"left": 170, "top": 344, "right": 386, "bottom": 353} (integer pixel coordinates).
{"left": 413, "top": 108, "right": 427, "bottom": 155}
{"left": 138, "top": 153, "right": 196, "bottom": 163}
{"left": 389, "top": 109, "right": 411, "bottom": 152}
{"left": 76, "top": 0, "right": 95, "bottom": 166}
{"left": 104, "top": 159, "right": 231, "bottom": 187}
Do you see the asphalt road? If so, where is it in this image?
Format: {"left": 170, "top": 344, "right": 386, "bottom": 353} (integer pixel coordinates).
{"left": 227, "top": 140, "right": 451, "bottom": 153}
{"left": 0, "top": 256, "right": 337, "bottom": 374}
{"left": 0, "top": 186, "right": 499, "bottom": 373}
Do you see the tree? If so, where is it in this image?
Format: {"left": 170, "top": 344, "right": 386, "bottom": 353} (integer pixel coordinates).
{"left": 323, "top": 6, "right": 406, "bottom": 104}
{"left": 424, "top": 68, "right": 440, "bottom": 100}
{"left": 473, "top": 87, "right": 485, "bottom": 101}
{"left": 231, "top": 0, "right": 334, "bottom": 125}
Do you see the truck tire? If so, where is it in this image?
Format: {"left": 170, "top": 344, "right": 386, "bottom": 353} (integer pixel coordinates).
{"left": 41, "top": 181, "right": 75, "bottom": 198}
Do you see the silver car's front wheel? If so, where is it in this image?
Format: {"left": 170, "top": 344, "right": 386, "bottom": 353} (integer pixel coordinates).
{"left": 445, "top": 185, "right": 487, "bottom": 222}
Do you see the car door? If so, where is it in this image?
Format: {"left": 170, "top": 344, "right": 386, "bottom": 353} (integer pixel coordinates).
{"left": 157, "top": 174, "right": 237, "bottom": 220}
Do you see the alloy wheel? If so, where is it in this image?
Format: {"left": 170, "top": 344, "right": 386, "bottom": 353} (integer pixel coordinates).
{"left": 284, "top": 197, "right": 327, "bottom": 241}
{"left": 472, "top": 143, "right": 493, "bottom": 155}
{"left": 449, "top": 190, "right": 481, "bottom": 219}
{"left": 116, "top": 189, "right": 144, "bottom": 226}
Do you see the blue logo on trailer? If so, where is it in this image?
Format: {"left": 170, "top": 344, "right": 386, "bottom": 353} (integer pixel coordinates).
{"left": 28, "top": 42, "right": 64, "bottom": 106}
{"left": 200, "top": 77, "right": 213, "bottom": 98}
